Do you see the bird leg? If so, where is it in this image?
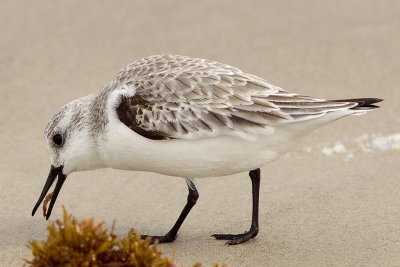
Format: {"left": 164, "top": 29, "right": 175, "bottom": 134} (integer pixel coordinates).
{"left": 141, "top": 179, "right": 199, "bottom": 243}
{"left": 212, "top": 168, "right": 260, "bottom": 245}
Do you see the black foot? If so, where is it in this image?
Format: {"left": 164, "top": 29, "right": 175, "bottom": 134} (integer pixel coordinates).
{"left": 212, "top": 228, "right": 258, "bottom": 245}
{"left": 141, "top": 233, "right": 176, "bottom": 244}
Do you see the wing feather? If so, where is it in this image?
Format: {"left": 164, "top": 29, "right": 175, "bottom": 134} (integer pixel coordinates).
{"left": 113, "top": 55, "right": 357, "bottom": 140}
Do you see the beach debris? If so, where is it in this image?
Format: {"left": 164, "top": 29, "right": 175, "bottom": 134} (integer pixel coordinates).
{"left": 26, "top": 207, "right": 226, "bottom": 267}
{"left": 370, "top": 134, "right": 400, "bottom": 151}
{"left": 291, "top": 132, "right": 400, "bottom": 160}
{"left": 26, "top": 207, "right": 175, "bottom": 267}
{"left": 321, "top": 141, "right": 346, "bottom": 156}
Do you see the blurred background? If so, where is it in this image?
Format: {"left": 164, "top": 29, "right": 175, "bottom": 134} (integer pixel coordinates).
{"left": 0, "top": 1, "right": 399, "bottom": 266}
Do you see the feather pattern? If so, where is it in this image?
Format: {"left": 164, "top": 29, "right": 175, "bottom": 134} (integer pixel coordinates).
{"left": 113, "top": 55, "right": 360, "bottom": 140}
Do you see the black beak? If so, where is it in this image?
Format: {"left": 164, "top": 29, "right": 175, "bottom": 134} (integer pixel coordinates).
{"left": 32, "top": 165, "right": 67, "bottom": 220}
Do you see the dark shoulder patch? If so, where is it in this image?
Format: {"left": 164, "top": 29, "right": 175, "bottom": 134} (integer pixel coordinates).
{"left": 116, "top": 96, "right": 170, "bottom": 140}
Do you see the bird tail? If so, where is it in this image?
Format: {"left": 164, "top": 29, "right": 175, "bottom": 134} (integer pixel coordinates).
{"left": 332, "top": 98, "right": 383, "bottom": 111}
{"left": 279, "top": 97, "right": 382, "bottom": 137}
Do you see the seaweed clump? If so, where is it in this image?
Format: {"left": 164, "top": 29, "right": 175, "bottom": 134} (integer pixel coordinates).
{"left": 26, "top": 207, "right": 226, "bottom": 267}
{"left": 26, "top": 207, "right": 174, "bottom": 267}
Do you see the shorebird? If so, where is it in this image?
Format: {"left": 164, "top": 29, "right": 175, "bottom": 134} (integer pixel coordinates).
{"left": 32, "top": 55, "right": 381, "bottom": 245}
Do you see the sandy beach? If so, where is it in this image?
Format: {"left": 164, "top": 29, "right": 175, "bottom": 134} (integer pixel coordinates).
{"left": 1, "top": 1, "right": 399, "bottom": 266}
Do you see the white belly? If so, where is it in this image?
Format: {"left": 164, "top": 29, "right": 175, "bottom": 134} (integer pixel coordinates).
{"left": 102, "top": 121, "right": 297, "bottom": 178}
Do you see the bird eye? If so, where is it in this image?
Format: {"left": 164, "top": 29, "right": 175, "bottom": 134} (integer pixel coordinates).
{"left": 52, "top": 134, "right": 63, "bottom": 146}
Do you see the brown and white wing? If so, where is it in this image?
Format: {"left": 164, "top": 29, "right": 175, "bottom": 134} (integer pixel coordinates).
{"left": 113, "top": 55, "right": 358, "bottom": 140}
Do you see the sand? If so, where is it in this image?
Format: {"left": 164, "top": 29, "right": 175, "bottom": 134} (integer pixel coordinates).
{"left": 1, "top": 1, "right": 399, "bottom": 266}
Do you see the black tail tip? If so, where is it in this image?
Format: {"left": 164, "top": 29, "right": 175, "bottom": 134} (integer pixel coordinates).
{"left": 335, "top": 98, "right": 383, "bottom": 110}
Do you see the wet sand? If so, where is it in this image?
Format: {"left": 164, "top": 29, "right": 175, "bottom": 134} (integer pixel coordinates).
{"left": 1, "top": 1, "right": 399, "bottom": 266}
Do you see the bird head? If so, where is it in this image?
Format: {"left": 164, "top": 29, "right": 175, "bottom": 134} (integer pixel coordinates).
{"left": 32, "top": 95, "right": 104, "bottom": 219}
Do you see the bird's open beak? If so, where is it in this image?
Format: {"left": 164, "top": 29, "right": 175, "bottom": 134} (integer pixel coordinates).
{"left": 32, "top": 165, "right": 67, "bottom": 220}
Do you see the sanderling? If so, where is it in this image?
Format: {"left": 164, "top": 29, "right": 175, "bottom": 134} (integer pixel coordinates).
{"left": 32, "top": 54, "right": 381, "bottom": 245}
